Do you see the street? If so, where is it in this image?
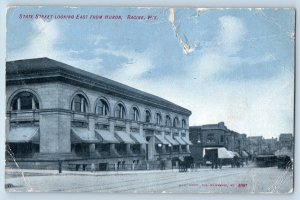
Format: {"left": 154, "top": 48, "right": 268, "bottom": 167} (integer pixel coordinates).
{"left": 5, "top": 166, "right": 293, "bottom": 193}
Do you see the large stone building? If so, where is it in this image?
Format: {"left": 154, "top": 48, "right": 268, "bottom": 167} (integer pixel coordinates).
{"left": 6, "top": 58, "right": 192, "bottom": 169}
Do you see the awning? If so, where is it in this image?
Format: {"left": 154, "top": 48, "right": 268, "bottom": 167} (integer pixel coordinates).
{"left": 242, "top": 150, "right": 249, "bottom": 157}
{"left": 219, "top": 148, "right": 235, "bottom": 158}
{"left": 164, "top": 135, "right": 179, "bottom": 145}
{"left": 95, "top": 129, "right": 119, "bottom": 143}
{"left": 203, "top": 147, "right": 235, "bottom": 159}
{"left": 174, "top": 136, "right": 186, "bottom": 145}
{"left": 155, "top": 135, "right": 170, "bottom": 145}
{"left": 130, "top": 133, "right": 148, "bottom": 144}
{"left": 71, "top": 128, "right": 99, "bottom": 143}
{"left": 115, "top": 131, "right": 136, "bottom": 144}
{"left": 181, "top": 137, "right": 193, "bottom": 145}
{"left": 232, "top": 151, "right": 240, "bottom": 157}
{"left": 7, "top": 127, "right": 39, "bottom": 143}
{"left": 225, "top": 150, "right": 236, "bottom": 158}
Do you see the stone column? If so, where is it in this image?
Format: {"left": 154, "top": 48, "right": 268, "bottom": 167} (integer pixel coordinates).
{"left": 109, "top": 120, "right": 115, "bottom": 133}
{"left": 125, "top": 121, "right": 133, "bottom": 155}
{"left": 5, "top": 115, "right": 10, "bottom": 144}
{"left": 17, "top": 98, "right": 21, "bottom": 110}
{"left": 89, "top": 117, "right": 95, "bottom": 131}
{"left": 108, "top": 119, "right": 118, "bottom": 156}
{"left": 89, "top": 144, "right": 96, "bottom": 153}
{"left": 40, "top": 113, "right": 71, "bottom": 153}
{"left": 148, "top": 136, "right": 155, "bottom": 160}
{"left": 125, "top": 121, "right": 130, "bottom": 133}
{"left": 126, "top": 144, "right": 133, "bottom": 155}
{"left": 162, "top": 145, "right": 166, "bottom": 153}
{"left": 88, "top": 117, "right": 96, "bottom": 155}
{"left": 110, "top": 144, "right": 119, "bottom": 156}
{"left": 80, "top": 98, "right": 84, "bottom": 112}
{"left": 140, "top": 124, "right": 146, "bottom": 154}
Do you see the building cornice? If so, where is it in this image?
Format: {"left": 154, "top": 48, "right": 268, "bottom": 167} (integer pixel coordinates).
{"left": 7, "top": 58, "right": 192, "bottom": 116}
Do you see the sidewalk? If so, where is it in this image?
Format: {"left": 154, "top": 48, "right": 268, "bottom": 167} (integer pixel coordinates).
{"left": 6, "top": 165, "right": 238, "bottom": 177}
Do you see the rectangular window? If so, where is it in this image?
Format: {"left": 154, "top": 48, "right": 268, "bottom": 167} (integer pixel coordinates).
{"left": 131, "top": 144, "right": 140, "bottom": 154}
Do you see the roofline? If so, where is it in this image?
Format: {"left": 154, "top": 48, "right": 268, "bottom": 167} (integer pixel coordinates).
{"left": 6, "top": 58, "right": 192, "bottom": 116}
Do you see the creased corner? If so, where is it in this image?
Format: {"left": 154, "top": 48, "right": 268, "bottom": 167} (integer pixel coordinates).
{"left": 168, "top": 8, "right": 193, "bottom": 55}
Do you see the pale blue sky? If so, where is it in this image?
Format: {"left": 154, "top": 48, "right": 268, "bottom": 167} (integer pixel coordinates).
{"left": 6, "top": 7, "right": 295, "bottom": 138}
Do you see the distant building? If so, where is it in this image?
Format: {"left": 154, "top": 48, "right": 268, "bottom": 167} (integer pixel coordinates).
{"left": 262, "top": 138, "right": 278, "bottom": 154}
{"left": 278, "top": 133, "right": 294, "bottom": 152}
{"left": 189, "top": 122, "right": 248, "bottom": 162}
{"left": 247, "top": 136, "right": 263, "bottom": 156}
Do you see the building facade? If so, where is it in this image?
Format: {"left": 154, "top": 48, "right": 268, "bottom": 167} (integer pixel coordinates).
{"left": 262, "top": 138, "right": 278, "bottom": 155}
{"left": 278, "top": 133, "right": 294, "bottom": 152}
{"left": 6, "top": 58, "right": 192, "bottom": 168}
{"left": 189, "top": 122, "right": 248, "bottom": 162}
{"left": 246, "top": 136, "right": 263, "bottom": 157}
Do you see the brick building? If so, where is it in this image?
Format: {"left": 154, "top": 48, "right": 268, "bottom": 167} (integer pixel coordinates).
{"left": 278, "top": 133, "right": 294, "bottom": 152}
{"left": 262, "top": 138, "right": 278, "bottom": 154}
{"left": 246, "top": 136, "right": 263, "bottom": 156}
{"left": 6, "top": 58, "right": 192, "bottom": 169}
{"left": 189, "top": 122, "right": 248, "bottom": 162}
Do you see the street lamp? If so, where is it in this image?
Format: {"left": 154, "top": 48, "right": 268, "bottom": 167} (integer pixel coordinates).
{"left": 158, "top": 143, "right": 162, "bottom": 170}
{"left": 158, "top": 143, "right": 162, "bottom": 158}
{"left": 168, "top": 144, "right": 172, "bottom": 158}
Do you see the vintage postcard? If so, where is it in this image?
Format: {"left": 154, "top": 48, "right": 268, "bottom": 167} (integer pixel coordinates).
{"left": 5, "top": 7, "right": 295, "bottom": 193}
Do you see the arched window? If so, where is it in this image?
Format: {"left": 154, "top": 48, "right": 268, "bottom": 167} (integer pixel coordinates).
{"left": 11, "top": 91, "right": 39, "bottom": 111}
{"left": 182, "top": 119, "right": 186, "bottom": 128}
{"left": 145, "top": 110, "right": 151, "bottom": 123}
{"left": 173, "top": 117, "right": 179, "bottom": 128}
{"left": 95, "top": 99, "right": 109, "bottom": 116}
{"left": 71, "top": 94, "right": 88, "bottom": 113}
{"left": 115, "top": 103, "right": 126, "bottom": 119}
{"left": 131, "top": 107, "right": 139, "bottom": 121}
{"left": 165, "top": 115, "right": 172, "bottom": 127}
{"left": 156, "top": 113, "right": 162, "bottom": 125}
